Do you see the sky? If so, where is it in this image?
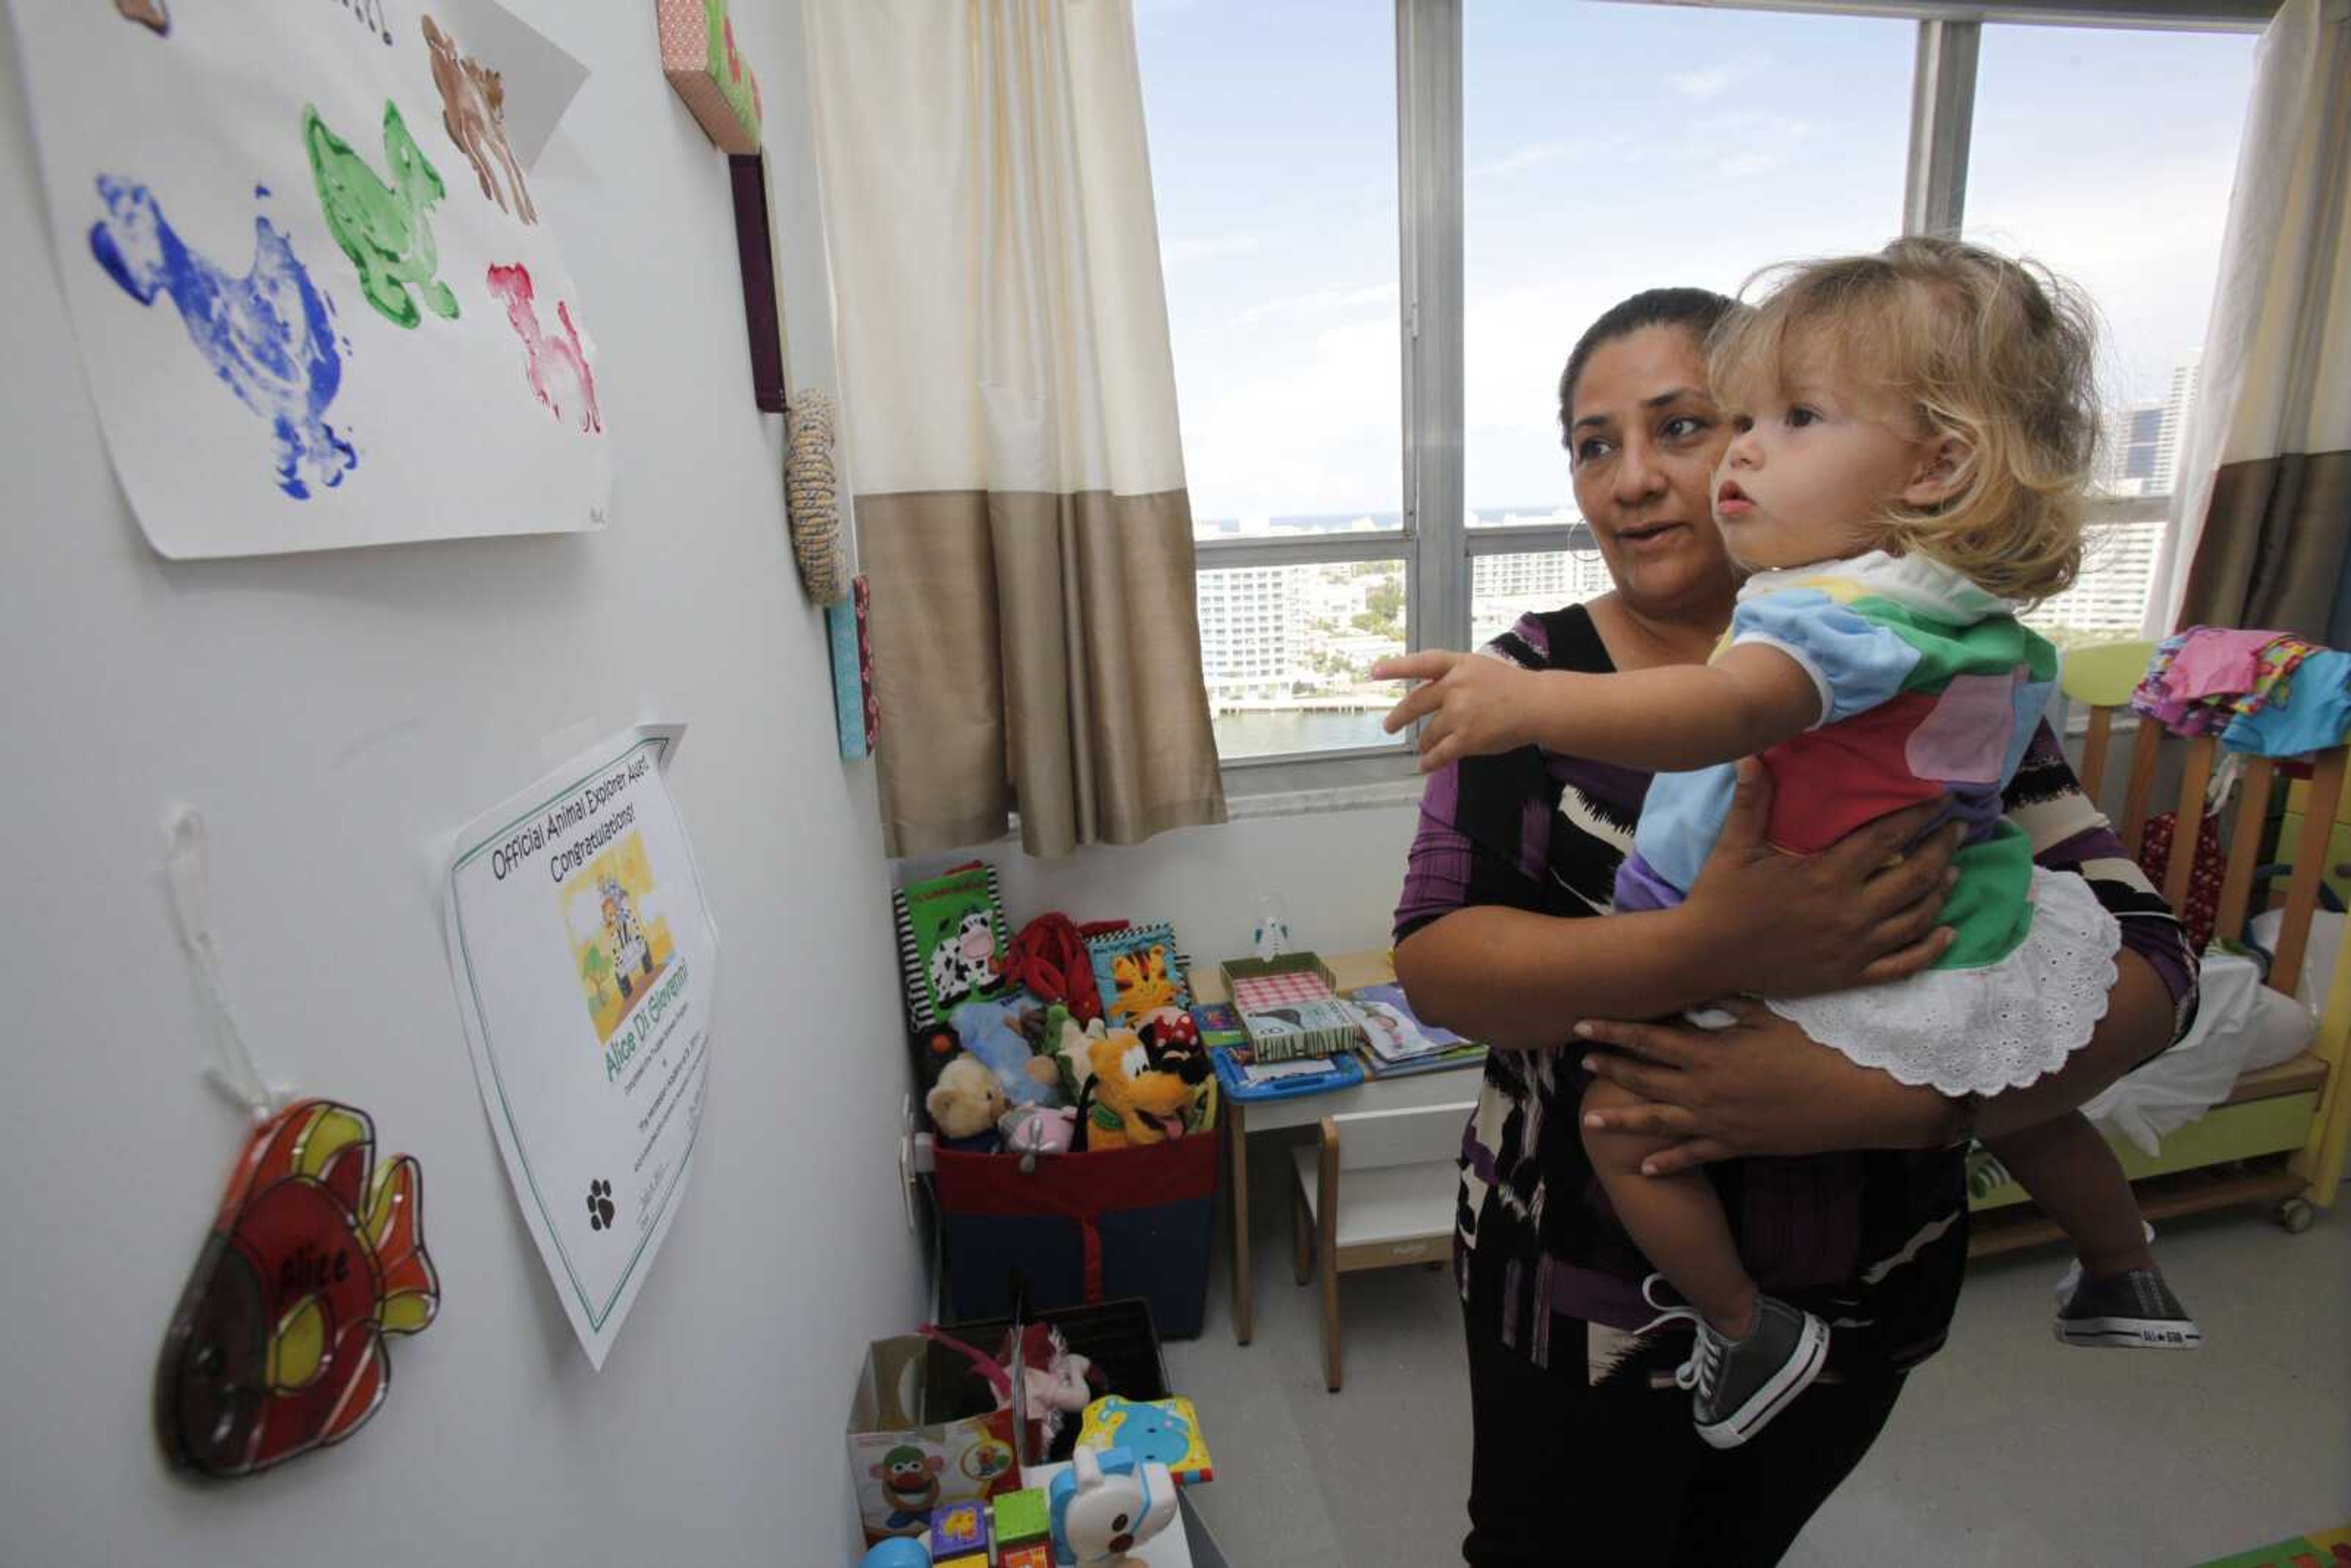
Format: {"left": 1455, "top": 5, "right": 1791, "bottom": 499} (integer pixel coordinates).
{"left": 1133, "top": 0, "right": 2259, "bottom": 523}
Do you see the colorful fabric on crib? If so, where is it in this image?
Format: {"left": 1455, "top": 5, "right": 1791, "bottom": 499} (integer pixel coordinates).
{"left": 2219, "top": 648, "right": 2351, "bottom": 757}
{"left": 2132, "top": 626, "right": 2327, "bottom": 737}
{"left": 1621, "top": 550, "right": 2055, "bottom": 972}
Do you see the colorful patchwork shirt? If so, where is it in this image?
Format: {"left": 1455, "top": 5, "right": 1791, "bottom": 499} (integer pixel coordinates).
{"left": 1618, "top": 550, "right": 2058, "bottom": 977}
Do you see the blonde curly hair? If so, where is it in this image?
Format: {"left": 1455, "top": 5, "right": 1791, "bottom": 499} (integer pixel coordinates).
{"left": 1707, "top": 236, "right": 2099, "bottom": 606}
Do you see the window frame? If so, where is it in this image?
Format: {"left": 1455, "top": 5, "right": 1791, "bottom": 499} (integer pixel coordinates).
{"left": 1199, "top": 0, "right": 2273, "bottom": 798}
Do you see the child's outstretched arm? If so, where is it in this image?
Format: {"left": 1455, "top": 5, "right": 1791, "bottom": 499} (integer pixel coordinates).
{"left": 1371, "top": 646, "right": 1821, "bottom": 773}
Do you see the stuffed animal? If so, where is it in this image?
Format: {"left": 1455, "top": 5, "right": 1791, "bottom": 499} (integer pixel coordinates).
{"left": 925, "top": 1054, "right": 1007, "bottom": 1142}
{"left": 1135, "top": 1007, "right": 1209, "bottom": 1086}
{"left": 1078, "top": 1030, "right": 1198, "bottom": 1150}
{"left": 1039, "top": 1005, "right": 1103, "bottom": 1105}
{"left": 951, "top": 997, "right": 1062, "bottom": 1109}
{"left": 1000, "top": 1104, "right": 1077, "bottom": 1171}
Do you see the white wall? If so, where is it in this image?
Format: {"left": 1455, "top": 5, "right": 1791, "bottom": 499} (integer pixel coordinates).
{"left": 904, "top": 805, "right": 1424, "bottom": 975}
{"left": 0, "top": 6, "right": 924, "bottom": 1563}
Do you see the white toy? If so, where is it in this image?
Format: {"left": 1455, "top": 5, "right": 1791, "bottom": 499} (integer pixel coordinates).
{"left": 1048, "top": 1445, "right": 1177, "bottom": 1566}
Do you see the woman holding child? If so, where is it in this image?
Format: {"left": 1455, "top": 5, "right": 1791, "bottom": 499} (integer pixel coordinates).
{"left": 1381, "top": 251, "right": 2200, "bottom": 1566}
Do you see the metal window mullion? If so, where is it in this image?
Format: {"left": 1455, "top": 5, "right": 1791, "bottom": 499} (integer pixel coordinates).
{"left": 1465, "top": 523, "right": 1597, "bottom": 557}
{"left": 1903, "top": 17, "right": 1980, "bottom": 238}
{"left": 1398, "top": 0, "right": 1466, "bottom": 654}
{"left": 1193, "top": 531, "right": 1413, "bottom": 571}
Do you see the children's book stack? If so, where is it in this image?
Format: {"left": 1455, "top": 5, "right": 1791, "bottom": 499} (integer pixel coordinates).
{"left": 1343, "top": 981, "right": 1487, "bottom": 1079}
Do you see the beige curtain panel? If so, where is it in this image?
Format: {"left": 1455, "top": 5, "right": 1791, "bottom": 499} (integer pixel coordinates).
{"left": 2153, "top": 0, "right": 2351, "bottom": 638}
{"left": 804, "top": 0, "right": 1226, "bottom": 858}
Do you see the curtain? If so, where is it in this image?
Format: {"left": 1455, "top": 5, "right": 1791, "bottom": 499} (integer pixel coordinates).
{"left": 803, "top": 0, "right": 1226, "bottom": 858}
{"left": 2150, "top": 0, "right": 2351, "bottom": 638}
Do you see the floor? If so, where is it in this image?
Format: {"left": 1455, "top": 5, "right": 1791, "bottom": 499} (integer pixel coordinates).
{"left": 1164, "top": 1127, "right": 2351, "bottom": 1567}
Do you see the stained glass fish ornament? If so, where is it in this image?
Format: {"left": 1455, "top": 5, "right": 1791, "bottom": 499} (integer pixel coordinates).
{"left": 155, "top": 1099, "right": 440, "bottom": 1478}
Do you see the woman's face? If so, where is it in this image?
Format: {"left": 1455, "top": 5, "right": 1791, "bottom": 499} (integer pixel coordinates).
{"left": 1565, "top": 325, "right": 1739, "bottom": 618}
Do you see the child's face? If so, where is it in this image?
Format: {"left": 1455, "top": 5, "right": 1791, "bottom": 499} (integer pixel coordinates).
{"left": 1711, "top": 340, "right": 1933, "bottom": 572}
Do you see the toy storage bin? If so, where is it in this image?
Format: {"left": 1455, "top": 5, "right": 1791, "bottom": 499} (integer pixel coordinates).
{"left": 933, "top": 1134, "right": 1218, "bottom": 1338}
{"left": 934, "top": 1296, "right": 1172, "bottom": 1465}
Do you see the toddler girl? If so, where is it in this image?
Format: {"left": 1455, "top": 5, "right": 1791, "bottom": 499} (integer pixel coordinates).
{"left": 1376, "top": 238, "right": 2199, "bottom": 1450}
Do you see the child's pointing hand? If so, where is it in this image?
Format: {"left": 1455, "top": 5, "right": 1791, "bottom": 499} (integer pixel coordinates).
{"left": 1370, "top": 650, "right": 1537, "bottom": 772}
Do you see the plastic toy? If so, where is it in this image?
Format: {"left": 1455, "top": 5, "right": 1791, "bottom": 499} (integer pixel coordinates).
{"left": 1048, "top": 1446, "right": 1177, "bottom": 1566}
{"left": 860, "top": 1540, "right": 932, "bottom": 1568}
{"left": 156, "top": 1098, "right": 439, "bottom": 1478}
{"left": 1074, "top": 1396, "right": 1212, "bottom": 1487}
{"left": 929, "top": 1499, "right": 989, "bottom": 1559}
{"left": 993, "top": 1485, "right": 1052, "bottom": 1550}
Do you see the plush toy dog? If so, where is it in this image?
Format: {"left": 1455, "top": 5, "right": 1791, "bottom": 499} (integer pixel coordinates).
{"left": 1077, "top": 1031, "right": 1198, "bottom": 1150}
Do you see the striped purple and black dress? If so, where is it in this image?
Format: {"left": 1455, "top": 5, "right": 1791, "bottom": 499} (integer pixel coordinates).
{"left": 1393, "top": 603, "right": 2199, "bottom": 1387}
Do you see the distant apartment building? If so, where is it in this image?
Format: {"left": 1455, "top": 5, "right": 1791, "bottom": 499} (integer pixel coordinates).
{"left": 2096, "top": 350, "right": 2202, "bottom": 498}
{"left": 1194, "top": 564, "right": 1302, "bottom": 703}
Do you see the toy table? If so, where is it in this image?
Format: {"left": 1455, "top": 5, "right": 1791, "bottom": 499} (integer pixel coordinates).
{"left": 1018, "top": 1464, "right": 1223, "bottom": 1567}
{"left": 1191, "top": 950, "right": 1484, "bottom": 1346}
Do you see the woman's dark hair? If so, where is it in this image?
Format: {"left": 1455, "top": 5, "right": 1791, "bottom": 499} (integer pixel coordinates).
{"left": 1556, "top": 287, "right": 1738, "bottom": 451}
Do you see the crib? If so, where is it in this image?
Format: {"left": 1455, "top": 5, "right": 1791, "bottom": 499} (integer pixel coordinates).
{"left": 1965, "top": 638, "right": 2351, "bottom": 1255}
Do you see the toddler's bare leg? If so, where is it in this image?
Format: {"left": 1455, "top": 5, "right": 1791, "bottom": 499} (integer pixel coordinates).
{"left": 1582, "top": 1077, "right": 1758, "bottom": 1337}
{"left": 1984, "top": 1112, "right": 2154, "bottom": 1279}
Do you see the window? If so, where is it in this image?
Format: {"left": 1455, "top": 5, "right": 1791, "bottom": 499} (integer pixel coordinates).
{"left": 1136, "top": 1, "right": 1408, "bottom": 764}
{"left": 1137, "top": 1, "right": 2266, "bottom": 777}
{"left": 1963, "top": 25, "right": 2257, "bottom": 647}
{"left": 1463, "top": 4, "right": 1916, "bottom": 531}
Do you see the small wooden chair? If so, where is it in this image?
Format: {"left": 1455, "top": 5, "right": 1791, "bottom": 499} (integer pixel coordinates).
{"left": 1966, "top": 639, "right": 2351, "bottom": 1251}
{"left": 1289, "top": 1102, "right": 1473, "bottom": 1391}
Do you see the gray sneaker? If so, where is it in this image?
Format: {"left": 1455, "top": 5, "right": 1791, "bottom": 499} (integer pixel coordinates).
{"left": 2055, "top": 1267, "right": 2202, "bottom": 1349}
{"left": 1649, "top": 1283, "right": 1827, "bottom": 1450}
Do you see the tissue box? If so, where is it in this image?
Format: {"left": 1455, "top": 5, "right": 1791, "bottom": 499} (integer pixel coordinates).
{"left": 656, "top": 0, "right": 762, "bottom": 154}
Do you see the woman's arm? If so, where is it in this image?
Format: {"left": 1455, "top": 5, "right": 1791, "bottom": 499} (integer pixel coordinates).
{"left": 1375, "top": 645, "right": 1819, "bottom": 775}
{"left": 1571, "top": 951, "right": 2178, "bottom": 1172}
{"left": 1398, "top": 758, "right": 1959, "bottom": 1050}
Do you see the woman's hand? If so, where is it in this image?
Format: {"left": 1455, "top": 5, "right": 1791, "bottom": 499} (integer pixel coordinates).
{"left": 1371, "top": 650, "right": 1537, "bottom": 772}
{"left": 1572, "top": 999, "right": 1960, "bottom": 1174}
{"left": 1684, "top": 759, "right": 1963, "bottom": 999}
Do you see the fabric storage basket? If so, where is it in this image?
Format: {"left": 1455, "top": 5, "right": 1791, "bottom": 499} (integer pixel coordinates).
{"left": 932, "top": 1135, "right": 1219, "bottom": 1338}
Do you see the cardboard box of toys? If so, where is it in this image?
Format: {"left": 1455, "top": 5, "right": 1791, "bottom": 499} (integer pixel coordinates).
{"left": 846, "top": 1336, "right": 1020, "bottom": 1547}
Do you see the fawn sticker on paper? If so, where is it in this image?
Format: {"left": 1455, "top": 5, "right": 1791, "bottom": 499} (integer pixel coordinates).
{"left": 444, "top": 726, "right": 719, "bottom": 1368}
{"left": 6, "top": 0, "right": 606, "bottom": 557}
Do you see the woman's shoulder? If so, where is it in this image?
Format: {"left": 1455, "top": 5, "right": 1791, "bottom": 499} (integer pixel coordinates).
{"left": 1491, "top": 602, "right": 1613, "bottom": 676}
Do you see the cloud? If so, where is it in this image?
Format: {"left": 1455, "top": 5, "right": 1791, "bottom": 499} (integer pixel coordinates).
{"left": 566, "top": 887, "right": 607, "bottom": 946}
{"left": 1162, "top": 233, "right": 1261, "bottom": 268}
{"left": 1234, "top": 281, "right": 1398, "bottom": 328}
{"left": 1469, "top": 135, "right": 1622, "bottom": 182}
{"left": 1670, "top": 51, "right": 1773, "bottom": 101}
{"left": 1671, "top": 66, "right": 1738, "bottom": 99}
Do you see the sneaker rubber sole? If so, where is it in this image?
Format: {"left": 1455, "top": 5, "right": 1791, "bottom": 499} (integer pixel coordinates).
{"left": 2054, "top": 1315, "right": 2203, "bottom": 1349}
{"left": 1693, "top": 1312, "right": 1829, "bottom": 1450}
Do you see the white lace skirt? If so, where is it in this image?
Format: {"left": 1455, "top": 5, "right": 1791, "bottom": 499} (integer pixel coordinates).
{"left": 1762, "top": 866, "right": 2122, "bottom": 1096}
